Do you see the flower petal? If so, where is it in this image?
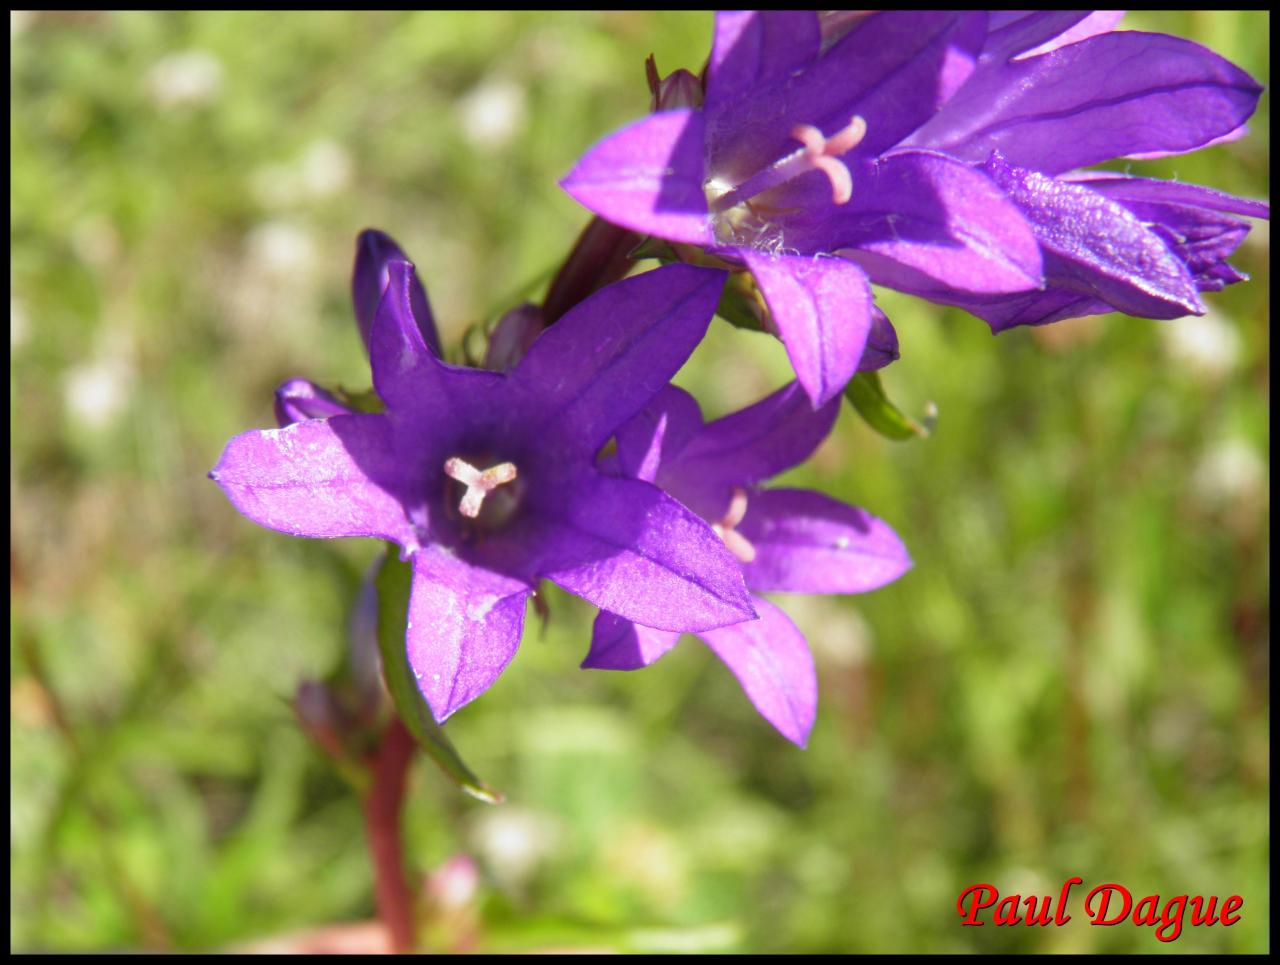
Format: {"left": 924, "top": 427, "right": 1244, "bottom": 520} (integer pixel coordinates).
{"left": 981, "top": 11, "right": 1123, "bottom": 64}
{"left": 613, "top": 384, "right": 704, "bottom": 483}
{"left": 210, "top": 414, "right": 419, "bottom": 546}
{"left": 983, "top": 153, "right": 1203, "bottom": 319}
{"left": 706, "top": 11, "right": 821, "bottom": 108}
{"left": 406, "top": 547, "right": 530, "bottom": 722}
{"left": 352, "top": 229, "right": 441, "bottom": 357}
{"left": 581, "top": 610, "right": 681, "bottom": 670}
{"left": 739, "top": 488, "right": 911, "bottom": 594}
{"left": 739, "top": 251, "right": 873, "bottom": 406}
{"left": 369, "top": 261, "right": 504, "bottom": 423}
{"left": 911, "top": 31, "right": 1263, "bottom": 174}
{"left": 669, "top": 382, "right": 838, "bottom": 516}
{"left": 807, "top": 150, "right": 1043, "bottom": 298}
{"left": 858, "top": 305, "right": 900, "bottom": 372}
{"left": 274, "top": 378, "right": 355, "bottom": 427}
{"left": 560, "top": 109, "right": 714, "bottom": 246}
{"left": 696, "top": 597, "right": 816, "bottom": 747}
{"left": 527, "top": 473, "right": 756, "bottom": 632}
{"left": 512, "top": 263, "right": 725, "bottom": 453}
{"left": 1065, "top": 176, "right": 1270, "bottom": 221}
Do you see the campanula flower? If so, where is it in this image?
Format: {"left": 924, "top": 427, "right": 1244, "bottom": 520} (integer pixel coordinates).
{"left": 563, "top": 11, "right": 1044, "bottom": 405}
{"left": 562, "top": 11, "right": 1267, "bottom": 403}
{"left": 587, "top": 382, "right": 911, "bottom": 746}
{"left": 212, "top": 235, "right": 755, "bottom": 722}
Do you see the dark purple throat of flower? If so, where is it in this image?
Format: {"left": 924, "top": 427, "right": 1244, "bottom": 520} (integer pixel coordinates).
{"left": 707, "top": 114, "right": 867, "bottom": 234}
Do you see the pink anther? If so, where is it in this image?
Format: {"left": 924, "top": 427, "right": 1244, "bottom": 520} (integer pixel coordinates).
{"left": 444, "top": 457, "right": 519, "bottom": 519}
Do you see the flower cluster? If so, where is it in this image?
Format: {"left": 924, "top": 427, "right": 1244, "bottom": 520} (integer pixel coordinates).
{"left": 213, "top": 12, "right": 1266, "bottom": 749}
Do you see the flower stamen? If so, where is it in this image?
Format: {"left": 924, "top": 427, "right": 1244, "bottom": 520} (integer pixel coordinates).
{"left": 712, "top": 486, "right": 757, "bottom": 564}
{"left": 444, "top": 457, "right": 518, "bottom": 519}
{"left": 710, "top": 115, "right": 867, "bottom": 213}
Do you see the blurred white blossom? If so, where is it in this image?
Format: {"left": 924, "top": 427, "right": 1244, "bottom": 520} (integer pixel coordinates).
{"left": 63, "top": 346, "right": 135, "bottom": 430}
{"left": 146, "top": 49, "right": 223, "bottom": 109}
{"left": 458, "top": 78, "right": 526, "bottom": 149}
{"left": 1162, "top": 309, "right": 1241, "bottom": 381}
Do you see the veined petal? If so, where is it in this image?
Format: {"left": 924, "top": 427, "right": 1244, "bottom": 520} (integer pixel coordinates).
{"left": 740, "top": 251, "right": 873, "bottom": 406}
{"left": 984, "top": 154, "right": 1203, "bottom": 319}
{"left": 274, "top": 378, "right": 355, "bottom": 427}
{"left": 528, "top": 474, "right": 755, "bottom": 632}
{"left": 954, "top": 288, "right": 1114, "bottom": 333}
{"left": 1065, "top": 176, "right": 1270, "bottom": 221}
{"left": 911, "top": 31, "right": 1263, "bottom": 174}
{"left": 370, "top": 261, "right": 503, "bottom": 424}
{"left": 560, "top": 109, "right": 714, "bottom": 246}
{"left": 406, "top": 547, "right": 530, "bottom": 722}
{"left": 614, "top": 384, "right": 704, "bottom": 484}
{"left": 739, "top": 488, "right": 911, "bottom": 594}
{"left": 581, "top": 611, "right": 681, "bottom": 670}
{"left": 352, "top": 229, "right": 441, "bottom": 357}
{"left": 810, "top": 151, "right": 1042, "bottom": 298}
{"left": 706, "top": 11, "right": 821, "bottom": 108}
{"left": 210, "top": 414, "right": 418, "bottom": 546}
{"left": 512, "top": 263, "right": 725, "bottom": 453}
{"left": 696, "top": 597, "right": 816, "bottom": 747}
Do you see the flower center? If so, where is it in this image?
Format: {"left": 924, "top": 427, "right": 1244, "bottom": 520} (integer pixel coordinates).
{"left": 712, "top": 486, "right": 757, "bottom": 565}
{"left": 708, "top": 115, "right": 867, "bottom": 216}
{"left": 444, "top": 456, "right": 522, "bottom": 529}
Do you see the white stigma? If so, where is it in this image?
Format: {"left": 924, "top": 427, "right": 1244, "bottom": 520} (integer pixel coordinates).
{"left": 444, "top": 457, "right": 519, "bottom": 519}
{"left": 712, "top": 486, "right": 757, "bottom": 565}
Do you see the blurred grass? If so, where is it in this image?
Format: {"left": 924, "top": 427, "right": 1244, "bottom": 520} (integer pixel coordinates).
{"left": 10, "top": 10, "right": 1269, "bottom": 954}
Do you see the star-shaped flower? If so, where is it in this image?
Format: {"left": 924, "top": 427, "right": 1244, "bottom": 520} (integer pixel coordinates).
{"left": 586, "top": 381, "right": 912, "bottom": 746}
{"left": 562, "top": 11, "right": 1266, "bottom": 404}
{"left": 212, "top": 237, "right": 756, "bottom": 721}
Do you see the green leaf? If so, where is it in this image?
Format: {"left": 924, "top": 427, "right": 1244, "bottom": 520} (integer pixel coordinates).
{"left": 843, "top": 371, "right": 934, "bottom": 441}
{"left": 373, "top": 547, "right": 504, "bottom": 804}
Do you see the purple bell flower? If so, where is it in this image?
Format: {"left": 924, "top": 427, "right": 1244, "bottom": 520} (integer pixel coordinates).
{"left": 213, "top": 233, "right": 756, "bottom": 722}
{"left": 562, "top": 11, "right": 1266, "bottom": 404}
{"left": 586, "top": 382, "right": 912, "bottom": 746}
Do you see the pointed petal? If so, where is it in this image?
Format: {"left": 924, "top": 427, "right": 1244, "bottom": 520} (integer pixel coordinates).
{"left": 858, "top": 305, "right": 900, "bottom": 372}
{"left": 983, "top": 154, "right": 1203, "bottom": 319}
{"left": 955, "top": 288, "right": 1114, "bottom": 333}
{"left": 697, "top": 597, "right": 816, "bottom": 747}
{"left": 911, "top": 31, "right": 1263, "bottom": 174}
{"left": 673, "top": 382, "right": 838, "bottom": 500}
{"left": 1065, "top": 176, "right": 1270, "bottom": 221}
{"left": 526, "top": 474, "right": 755, "bottom": 632}
{"left": 614, "top": 384, "right": 704, "bottom": 483}
{"left": 810, "top": 151, "right": 1043, "bottom": 298}
{"left": 352, "top": 229, "right": 441, "bottom": 357}
{"left": 370, "top": 260, "right": 503, "bottom": 422}
{"left": 406, "top": 548, "right": 530, "bottom": 721}
{"left": 210, "top": 414, "right": 419, "bottom": 546}
{"left": 512, "top": 263, "right": 725, "bottom": 452}
{"left": 706, "top": 11, "right": 820, "bottom": 108}
{"left": 560, "top": 109, "right": 714, "bottom": 246}
{"left": 274, "top": 378, "right": 355, "bottom": 427}
{"left": 739, "top": 488, "right": 911, "bottom": 594}
{"left": 581, "top": 611, "right": 681, "bottom": 670}
{"left": 740, "top": 251, "right": 873, "bottom": 406}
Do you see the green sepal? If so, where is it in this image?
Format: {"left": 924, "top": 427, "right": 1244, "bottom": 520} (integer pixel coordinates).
{"left": 715, "top": 270, "right": 768, "bottom": 332}
{"left": 333, "top": 386, "right": 384, "bottom": 414}
{"left": 374, "top": 546, "right": 504, "bottom": 804}
{"left": 843, "top": 371, "right": 934, "bottom": 441}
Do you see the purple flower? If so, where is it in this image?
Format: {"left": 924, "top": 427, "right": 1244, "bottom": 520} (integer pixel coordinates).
{"left": 562, "top": 11, "right": 1266, "bottom": 404}
{"left": 585, "top": 382, "right": 911, "bottom": 746}
{"left": 212, "top": 235, "right": 757, "bottom": 722}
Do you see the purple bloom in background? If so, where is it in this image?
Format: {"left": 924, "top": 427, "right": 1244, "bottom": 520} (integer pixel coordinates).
{"left": 562, "top": 11, "right": 1267, "bottom": 404}
{"left": 213, "top": 235, "right": 756, "bottom": 722}
{"left": 586, "top": 382, "right": 911, "bottom": 746}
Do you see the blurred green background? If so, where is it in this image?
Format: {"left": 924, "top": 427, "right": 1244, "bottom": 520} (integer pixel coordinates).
{"left": 10, "top": 11, "right": 1269, "bottom": 954}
